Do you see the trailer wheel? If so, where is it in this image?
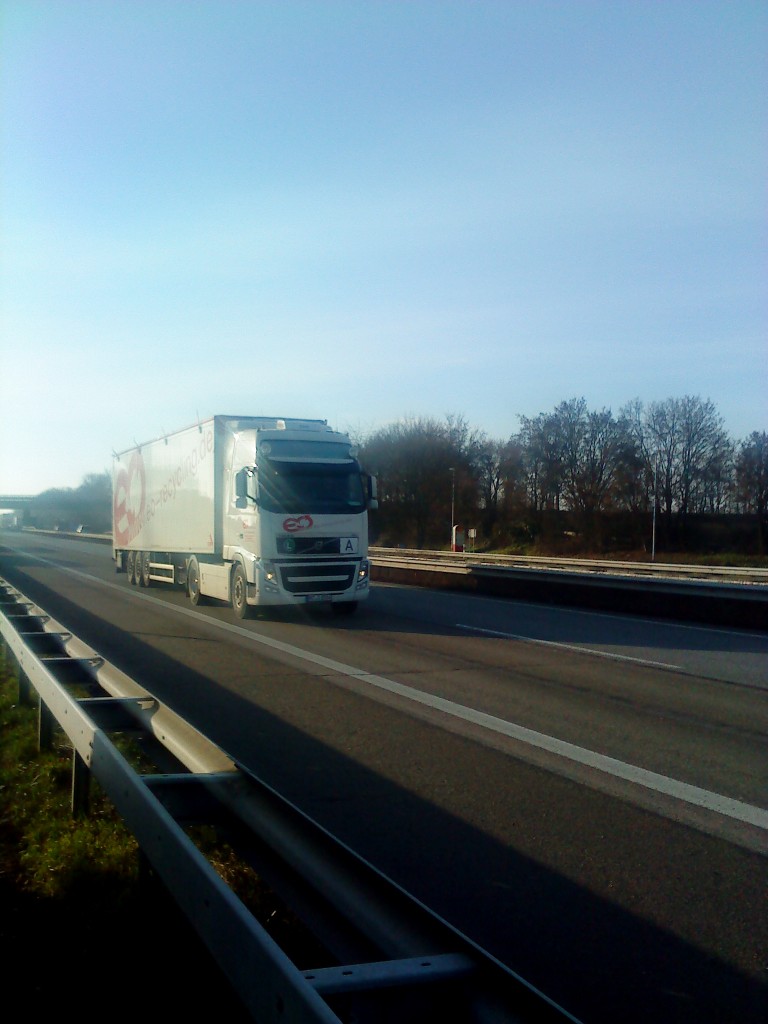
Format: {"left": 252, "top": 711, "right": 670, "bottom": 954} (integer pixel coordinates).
{"left": 126, "top": 550, "right": 137, "bottom": 585}
{"left": 139, "top": 551, "right": 151, "bottom": 588}
{"left": 187, "top": 557, "right": 207, "bottom": 606}
{"left": 231, "top": 563, "right": 250, "bottom": 619}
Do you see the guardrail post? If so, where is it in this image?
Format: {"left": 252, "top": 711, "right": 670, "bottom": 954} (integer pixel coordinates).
{"left": 137, "top": 849, "right": 163, "bottom": 897}
{"left": 17, "top": 663, "right": 34, "bottom": 706}
{"left": 71, "top": 750, "right": 91, "bottom": 818}
{"left": 2, "top": 647, "right": 33, "bottom": 706}
{"left": 38, "top": 700, "right": 54, "bottom": 750}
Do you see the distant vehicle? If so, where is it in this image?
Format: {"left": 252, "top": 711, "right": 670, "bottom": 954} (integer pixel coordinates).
{"left": 76, "top": 525, "right": 89, "bottom": 534}
{"left": 112, "top": 415, "right": 378, "bottom": 618}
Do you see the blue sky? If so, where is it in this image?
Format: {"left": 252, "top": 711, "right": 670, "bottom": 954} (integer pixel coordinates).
{"left": 1, "top": 0, "right": 765, "bottom": 494}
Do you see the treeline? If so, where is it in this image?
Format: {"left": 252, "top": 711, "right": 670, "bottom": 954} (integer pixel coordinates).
{"left": 358, "top": 396, "right": 768, "bottom": 556}
{"left": 17, "top": 396, "right": 767, "bottom": 557}
{"left": 24, "top": 473, "right": 112, "bottom": 534}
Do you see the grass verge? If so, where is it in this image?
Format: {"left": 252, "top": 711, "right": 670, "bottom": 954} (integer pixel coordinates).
{"left": 0, "top": 648, "right": 329, "bottom": 1017}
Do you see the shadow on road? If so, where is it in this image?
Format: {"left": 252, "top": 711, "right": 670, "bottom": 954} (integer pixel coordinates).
{"left": 1, "top": 545, "right": 766, "bottom": 1024}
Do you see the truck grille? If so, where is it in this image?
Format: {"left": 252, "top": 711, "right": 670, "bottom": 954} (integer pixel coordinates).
{"left": 278, "top": 561, "right": 356, "bottom": 595}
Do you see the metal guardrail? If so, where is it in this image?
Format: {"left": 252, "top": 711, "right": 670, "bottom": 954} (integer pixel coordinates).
{"left": 370, "top": 547, "right": 768, "bottom": 585}
{"left": 0, "top": 576, "right": 580, "bottom": 1024}
{"left": 369, "top": 548, "right": 768, "bottom": 630}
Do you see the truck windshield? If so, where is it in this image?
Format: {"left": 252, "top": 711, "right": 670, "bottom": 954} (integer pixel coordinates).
{"left": 258, "top": 462, "right": 365, "bottom": 515}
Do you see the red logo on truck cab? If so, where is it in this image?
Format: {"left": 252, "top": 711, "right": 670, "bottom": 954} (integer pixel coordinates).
{"left": 283, "top": 514, "right": 313, "bottom": 533}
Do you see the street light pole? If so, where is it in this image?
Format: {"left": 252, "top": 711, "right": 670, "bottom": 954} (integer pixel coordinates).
{"left": 651, "top": 453, "right": 658, "bottom": 562}
{"left": 449, "top": 467, "right": 455, "bottom": 550}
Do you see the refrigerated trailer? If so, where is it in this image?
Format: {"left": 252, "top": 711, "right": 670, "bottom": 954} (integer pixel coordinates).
{"left": 112, "top": 415, "right": 377, "bottom": 618}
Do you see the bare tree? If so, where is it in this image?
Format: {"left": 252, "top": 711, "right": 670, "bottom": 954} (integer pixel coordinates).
{"left": 644, "top": 398, "right": 681, "bottom": 520}
{"left": 516, "top": 412, "right": 564, "bottom": 511}
{"left": 676, "top": 396, "right": 731, "bottom": 516}
{"left": 618, "top": 398, "right": 654, "bottom": 511}
{"left": 28, "top": 471, "right": 112, "bottom": 532}
{"left": 471, "top": 434, "right": 507, "bottom": 535}
{"left": 735, "top": 431, "right": 768, "bottom": 552}
{"left": 644, "top": 396, "right": 730, "bottom": 519}
{"left": 554, "top": 398, "right": 625, "bottom": 514}
{"left": 361, "top": 416, "right": 471, "bottom": 548}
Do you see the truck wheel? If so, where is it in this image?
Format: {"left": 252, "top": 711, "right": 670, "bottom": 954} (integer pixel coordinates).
{"left": 232, "top": 564, "right": 250, "bottom": 619}
{"left": 187, "top": 557, "right": 206, "bottom": 606}
{"left": 139, "top": 552, "right": 151, "bottom": 587}
{"left": 126, "top": 551, "right": 137, "bottom": 585}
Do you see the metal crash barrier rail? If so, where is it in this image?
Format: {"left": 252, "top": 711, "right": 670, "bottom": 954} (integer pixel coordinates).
{"left": 0, "top": 577, "right": 580, "bottom": 1024}
{"left": 370, "top": 546, "right": 768, "bottom": 583}
{"left": 369, "top": 549, "right": 768, "bottom": 630}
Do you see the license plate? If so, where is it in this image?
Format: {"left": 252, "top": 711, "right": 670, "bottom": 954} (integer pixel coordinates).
{"left": 304, "top": 594, "right": 327, "bottom": 602}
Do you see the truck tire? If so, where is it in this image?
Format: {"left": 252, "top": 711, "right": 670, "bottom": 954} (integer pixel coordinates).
{"left": 126, "top": 550, "right": 137, "bottom": 585}
{"left": 231, "top": 563, "right": 250, "bottom": 619}
{"left": 139, "top": 552, "right": 151, "bottom": 588}
{"left": 187, "top": 557, "right": 207, "bottom": 606}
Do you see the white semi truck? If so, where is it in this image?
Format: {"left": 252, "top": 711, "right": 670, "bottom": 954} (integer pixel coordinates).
{"left": 112, "top": 415, "right": 377, "bottom": 618}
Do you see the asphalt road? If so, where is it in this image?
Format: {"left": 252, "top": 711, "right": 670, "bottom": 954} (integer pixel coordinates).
{"left": 1, "top": 531, "right": 766, "bottom": 1024}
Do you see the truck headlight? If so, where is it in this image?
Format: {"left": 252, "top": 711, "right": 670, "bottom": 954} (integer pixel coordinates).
{"left": 262, "top": 561, "right": 280, "bottom": 591}
{"left": 356, "top": 559, "right": 370, "bottom": 588}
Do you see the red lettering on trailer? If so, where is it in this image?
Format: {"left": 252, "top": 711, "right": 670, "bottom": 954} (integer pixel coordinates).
{"left": 113, "top": 451, "right": 146, "bottom": 547}
{"left": 113, "top": 427, "right": 215, "bottom": 549}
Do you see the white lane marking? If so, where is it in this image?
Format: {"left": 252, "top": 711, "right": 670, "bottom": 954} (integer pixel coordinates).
{"left": 13, "top": 555, "right": 768, "bottom": 832}
{"left": 452, "top": 586, "right": 768, "bottom": 641}
{"left": 456, "top": 623, "right": 680, "bottom": 670}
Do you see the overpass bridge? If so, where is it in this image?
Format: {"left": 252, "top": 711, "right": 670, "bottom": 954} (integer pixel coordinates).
{"left": 0, "top": 495, "right": 35, "bottom": 509}
{"left": 0, "top": 495, "right": 34, "bottom": 507}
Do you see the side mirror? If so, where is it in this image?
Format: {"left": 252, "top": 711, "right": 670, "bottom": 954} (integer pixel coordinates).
{"left": 235, "top": 468, "right": 258, "bottom": 508}
{"left": 367, "top": 475, "right": 379, "bottom": 511}
{"left": 235, "top": 469, "right": 248, "bottom": 508}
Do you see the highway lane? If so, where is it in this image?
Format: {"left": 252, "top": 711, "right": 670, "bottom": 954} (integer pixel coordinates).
{"left": 1, "top": 531, "right": 766, "bottom": 1024}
